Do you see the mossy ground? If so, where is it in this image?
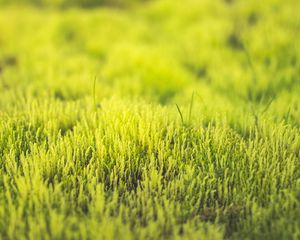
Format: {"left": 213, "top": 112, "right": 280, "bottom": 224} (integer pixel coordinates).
{"left": 0, "top": 0, "right": 299, "bottom": 239}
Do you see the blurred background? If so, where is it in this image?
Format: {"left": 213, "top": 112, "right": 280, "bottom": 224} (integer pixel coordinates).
{"left": 0, "top": 0, "right": 147, "bottom": 8}
{"left": 0, "top": 0, "right": 299, "bottom": 120}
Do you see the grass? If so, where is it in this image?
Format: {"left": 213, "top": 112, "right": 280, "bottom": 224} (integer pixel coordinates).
{"left": 0, "top": 0, "right": 299, "bottom": 239}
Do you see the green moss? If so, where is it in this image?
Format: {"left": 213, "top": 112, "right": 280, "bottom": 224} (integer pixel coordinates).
{"left": 0, "top": 0, "right": 299, "bottom": 239}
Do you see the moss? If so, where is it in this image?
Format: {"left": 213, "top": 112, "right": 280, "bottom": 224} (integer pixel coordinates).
{"left": 0, "top": 0, "right": 299, "bottom": 239}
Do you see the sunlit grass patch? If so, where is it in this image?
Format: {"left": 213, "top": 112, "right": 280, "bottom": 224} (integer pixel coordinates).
{"left": 0, "top": 0, "right": 299, "bottom": 239}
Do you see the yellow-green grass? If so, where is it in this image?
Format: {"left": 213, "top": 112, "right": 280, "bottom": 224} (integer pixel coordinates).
{"left": 0, "top": 0, "right": 299, "bottom": 239}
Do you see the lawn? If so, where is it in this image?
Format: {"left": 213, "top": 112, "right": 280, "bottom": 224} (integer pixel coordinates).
{"left": 0, "top": 0, "right": 299, "bottom": 239}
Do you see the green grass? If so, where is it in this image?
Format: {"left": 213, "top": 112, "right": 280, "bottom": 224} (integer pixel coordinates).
{"left": 0, "top": 0, "right": 299, "bottom": 239}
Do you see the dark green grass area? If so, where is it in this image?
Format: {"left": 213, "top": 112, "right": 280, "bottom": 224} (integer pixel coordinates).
{"left": 0, "top": 0, "right": 300, "bottom": 239}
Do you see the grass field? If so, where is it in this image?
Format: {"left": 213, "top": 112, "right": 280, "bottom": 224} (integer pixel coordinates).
{"left": 0, "top": 0, "right": 300, "bottom": 239}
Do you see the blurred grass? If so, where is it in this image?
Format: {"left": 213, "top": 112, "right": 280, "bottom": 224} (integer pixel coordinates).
{"left": 0, "top": 0, "right": 300, "bottom": 239}
{"left": 0, "top": 0, "right": 147, "bottom": 8}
